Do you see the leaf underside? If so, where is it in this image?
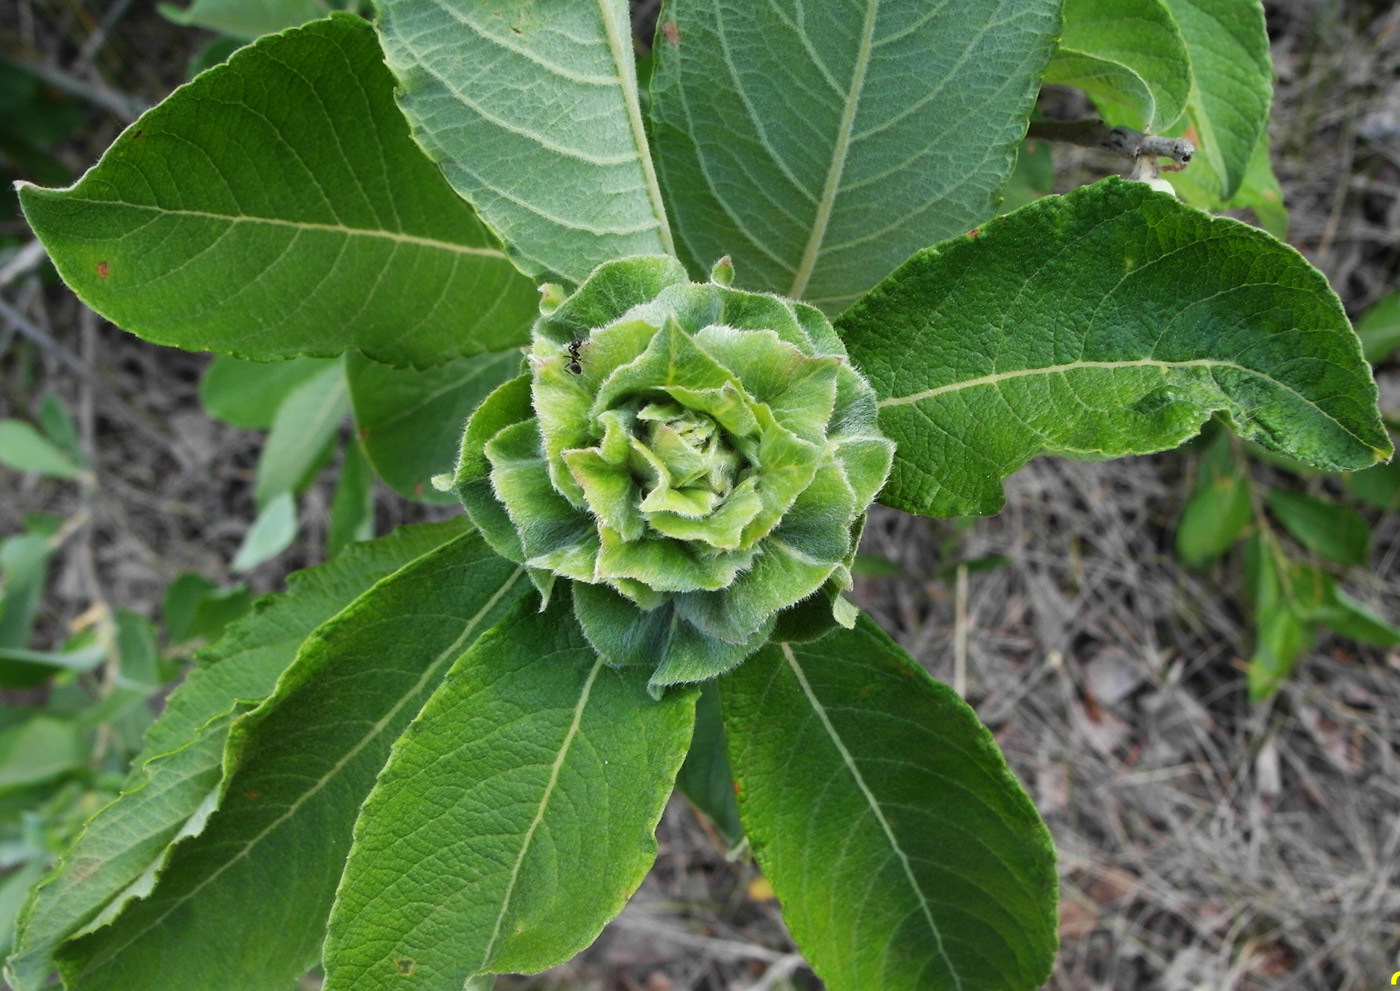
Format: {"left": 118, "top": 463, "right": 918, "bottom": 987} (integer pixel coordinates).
{"left": 649, "top": 0, "right": 1060, "bottom": 313}
{"left": 375, "top": 0, "right": 672, "bottom": 284}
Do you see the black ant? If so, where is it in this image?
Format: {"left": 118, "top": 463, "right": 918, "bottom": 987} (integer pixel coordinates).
{"left": 564, "top": 338, "right": 585, "bottom": 375}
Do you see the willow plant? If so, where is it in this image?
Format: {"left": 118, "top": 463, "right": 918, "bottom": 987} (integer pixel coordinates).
{"left": 6, "top": 3, "right": 1390, "bottom": 991}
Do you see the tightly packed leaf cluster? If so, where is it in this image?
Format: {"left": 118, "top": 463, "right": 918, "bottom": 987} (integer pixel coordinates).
{"left": 453, "top": 257, "right": 894, "bottom": 690}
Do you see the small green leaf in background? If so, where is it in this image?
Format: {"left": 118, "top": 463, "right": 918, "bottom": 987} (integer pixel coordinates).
{"left": 159, "top": 0, "right": 358, "bottom": 40}
{"left": 998, "top": 137, "right": 1056, "bottom": 215}
{"left": 37, "top": 396, "right": 83, "bottom": 469}
{"left": 0, "top": 532, "right": 56, "bottom": 687}
{"left": 253, "top": 361, "right": 349, "bottom": 507}
{"left": 1044, "top": 0, "right": 1191, "bottom": 131}
{"left": 721, "top": 617, "right": 1056, "bottom": 991}
{"left": 839, "top": 179, "right": 1391, "bottom": 519}
{"left": 200, "top": 355, "right": 334, "bottom": 430}
{"left": 649, "top": 0, "right": 1060, "bottom": 312}
{"left": 161, "top": 573, "right": 251, "bottom": 646}
{"left": 6, "top": 521, "right": 466, "bottom": 991}
{"left": 346, "top": 349, "right": 521, "bottom": 503}
{"left": 19, "top": 15, "right": 538, "bottom": 367}
{"left": 54, "top": 530, "right": 528, "bottom": 991}
{"left": 323, "top": 589, "right": 696, "bottom": 991}
{"left": 1265, "top": 489, "right": 1370, "bottom": 566}
{"left": 230, "top": 492, "right": 297, "bottom": 573}
{"left": 0, "top": 420, "right": 82, "bottom": 479}
{"left": 1246, "top": 537, "right": 1314, "bottom": 701}
{"left": 1347, "top": 458, "right": 1400, "bottom": 512}
{"left": 375, "top": 0, "right": 672, "bottom": 284}
{"left": 327, "top": 442, "right": 375, "bottom": 557}
{"left": 1304, "top": 585, "right": 1400, "bottom": 648}
{"left": 0, "top": 717, "right": 87, "bottom": 791}
{"left": 1175, "top": 428, "right": 1252, "bottom": 569}
{"left": 1356, "top": 290, "right": 1400, "bottom": 364}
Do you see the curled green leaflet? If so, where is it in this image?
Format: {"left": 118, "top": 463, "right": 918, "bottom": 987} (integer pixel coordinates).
{"left": 453, "top": 257, "right": 893, "bottom": 691}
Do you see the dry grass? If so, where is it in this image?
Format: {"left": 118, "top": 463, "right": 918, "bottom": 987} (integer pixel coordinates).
{"left": 3, "top": 2, "right": 1399, "bottom": 990}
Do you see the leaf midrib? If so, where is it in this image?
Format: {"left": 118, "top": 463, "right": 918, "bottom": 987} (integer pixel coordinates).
{"left": 782, "top": 643, "right": 960, "bottom": 989}
{"left": 42, "top": 193, "right": 509, "bottom": 259}
{"left": 72, "top": 565, "right": 527, "bottom": 978}
{"left": 875, "top": 356, "right": 1374, "bottom": 451}
{"left": 478, "top": 654, "right": 606, "bottom": 971}
{"left": 788, "top": 0, "right": 881, "bottom": 300}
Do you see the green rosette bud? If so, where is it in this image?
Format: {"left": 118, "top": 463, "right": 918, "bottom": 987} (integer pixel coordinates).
{"left": 454, "top": 256, "right": 894, "bottom": 692}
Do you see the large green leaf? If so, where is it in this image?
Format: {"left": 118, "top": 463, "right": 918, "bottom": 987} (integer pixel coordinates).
{"left": 18, "top": 15, "right": 537, "bottom": 368}
{"left": 1043, "top": 0, "right": 1190, "bottom": 131}
{"left": 1163, "top": 0, "right": 1272, "bottom": 200}
{"left": 721, "top": 617, "right": 1056, "bottom": 991}
{"left": 839, "top": 179, "right": 1392, "bottom": 519}
{"left": 52, "top": 528, "right": 527, "bottom": 991}
{"left": 374, "top": 0, "right": 672, "bottom": 284}
{"left": 323, "top": 590, "right": 697, "bottom": 991}
{"left": 648, "top": 0, "right": 1059, "bottom": 312}
{"left": 347, "top": 349, "right": 522, "bottom": 503}
{"left": 4, "top": 520, "right": 464, "bottom": 991}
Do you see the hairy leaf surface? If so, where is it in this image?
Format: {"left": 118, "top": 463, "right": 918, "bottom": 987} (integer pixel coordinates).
{"left": 839, "top": 179, "right": 1392, "bottom": 518}
{"left": 18, "top": 15, "right": 537, "bottom": 367}
{"left": 722, "top": 617, "right": 1056, "bottom": 991}
{"left": 323, "top": 591, "right": 697, "bottom": 990}
{"left": 375, "top": 0, "right": 672, "bottom": 283}
{"left": 5, "top": 520, "right": 464, "bottom": 991}
{"left": 51, "top": 527, "right": 523, "bottom": 991}
{"left": 649, "top": 0, "right": 1059, "bottom": 312}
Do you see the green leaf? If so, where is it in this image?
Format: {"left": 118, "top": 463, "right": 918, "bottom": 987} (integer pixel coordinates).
{"left": 1043, "top": 0, "right": 1191, "bottom": 131}
{"left": 327, "top": 441, "right": 375, "bottom": 557}
{"left": 1175, "top": 428, "right": 1251, "bottom": 569}
{"left": 374, "top": 0, "right": 672, "bottom": 284}
{"left": 1347, "top": 458, "right": 1400, "bottom": 512}
{"left": 1305, "top": 586, "right": 1400, "bottom": 648}
{"left": 0, "top": 717, "right": 87, "bottom": 791}
{"left": 230, "top": 491, "right": 298, "bottom": 572}
{"left": 839, "top": 179, "right": 1392, "bottom": 518}
{"left": 199, "top": 356, "right": 334, "bottom": 430}
{"left": 0, "top": 419, "right": 82, "bottom": 479}
{"left": 347, "top": 349, "right": 522, "bottom": 503}
{"left": 1162, "top": 0, "right": 1272, "bottom": 200}
{"left": 253, "top": 361, "right": 349, "bottom": 507}
{"left": 38, "top": 395, "right": 84, "bottom": 468}
{"left": 18, "top": 15, "right": 538, "bottom": 368}
{"left": 0, "top": 533, "right": 51, "bottom": 651}
{"left": 52, "top": 528, "right": 527, "bottom": 991}
{"left": 161, "top": 574, "right": 251, "bottom": 646}
{"left": 1265, "top": 489, "right": 1370, "bottom": 566}
{"left": 159, "top": 0, "right": 356, "bottom": 40}
{"left": 5, "top": 520, "right": 464, "bottom": 991}
{"left": 1244, "top": 535, "right": 1314, "bottom": 701}
{"left": 1356, "top": 291, "right": 1400, "bottom": 364}
{"left": 323, "top": 589, "right": 696, "bottom": 990}
{"left": 674, "top": 681, "right": 743, "bottom": 846}
{"left": 721, "top": 617, "right": 1056, "bottom": 991}
{"left": 648, "top": 0, "right": 1059, "bottom": 312}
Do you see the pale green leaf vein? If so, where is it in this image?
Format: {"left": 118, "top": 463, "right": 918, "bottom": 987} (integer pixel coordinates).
{"left": 788, "top": 0, "right": 880, "bottom": 299}
{"left": 479, "top": 654, "right": 606, "bottom": 970}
